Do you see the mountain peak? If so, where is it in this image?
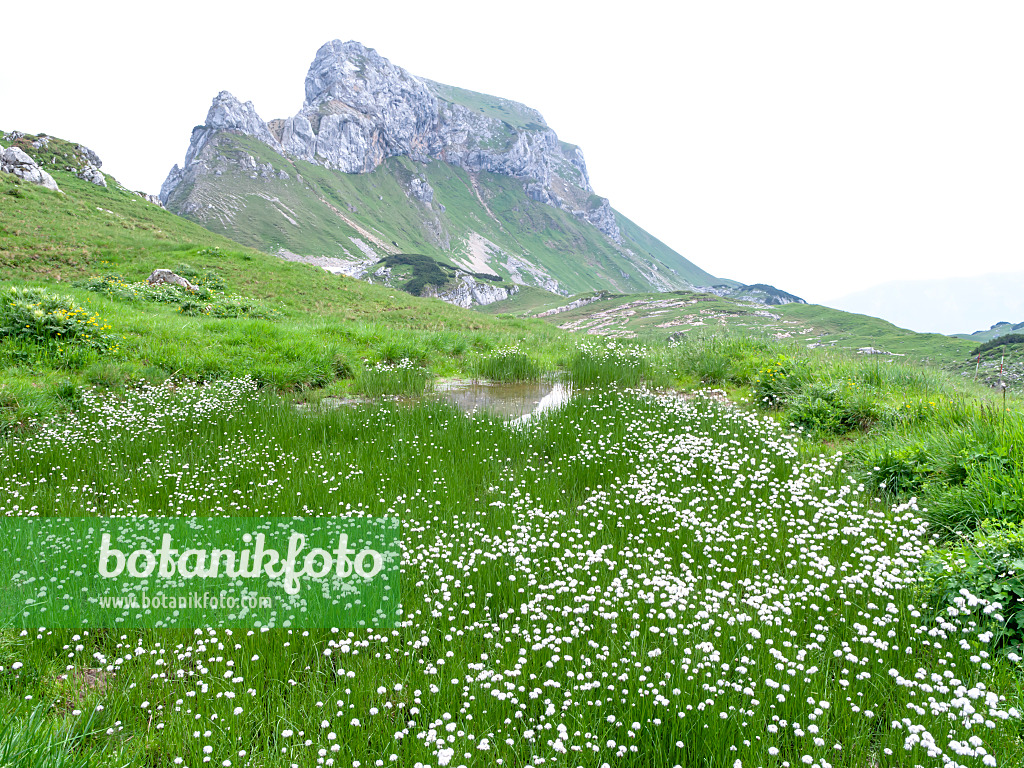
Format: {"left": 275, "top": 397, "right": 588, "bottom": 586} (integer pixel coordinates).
{"left": 165, "top": 39, "right": 592, "bottom": 204}
{"left": 158, "top": 39, "right": 739, "bottom": 300}
{"left": 205, "top": 91, "right": 275, "bottom": 142}
{"left": 303, "top": 39, "right": 429, "bottom": 112}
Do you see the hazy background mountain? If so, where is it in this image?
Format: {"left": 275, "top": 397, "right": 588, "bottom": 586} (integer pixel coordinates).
{"left": 826, "top": 272, "right": 1024, "bottom": 335}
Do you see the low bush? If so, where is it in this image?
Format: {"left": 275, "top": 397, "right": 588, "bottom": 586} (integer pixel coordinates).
{"left": 786, "top": 381, "right": 880, "bottom": 436}
{"left": 752, "top": 353, "right": 807, "bottom": 409}
{"left": 0, "top": 286, "right": 118, "bottom": 353}
{"left": 922, "top": 519, "right": 1024, "bottom": 649}
{"left": 973, "top": 333, "right": 1024, "bottom": 357}
{"left": 74, "top": 273, "right": 278, "bottom": 319}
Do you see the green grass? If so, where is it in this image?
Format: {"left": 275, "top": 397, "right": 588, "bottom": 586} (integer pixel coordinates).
{"left": 474, "top": 344, "right": 542, "bottom": 381}
{"left": 473, "top": 284, "right": 573, "bottom": 316}
{"left": 0, "top": 703, "right": 110, "bottom": 768}
{"left": 425, "top": 80, "right": 548, "bottom": 131}
{"left": 5, "top": 129, "right": 1024, "bottom": 763}
{"left": 1, "top": 379, "right": 1021, "bottom": 765}
{"left": 569, "top": 340, "right": 652, "bottom": 388}
{"left": 663, "top": 329, "right": 1024, "bottom": 647}
{"left": 516, "top": 288, "right": 989, "bottom": 378}
{"left": 955, "top": 320, "right": 1024, "bottom": 342}
{"left": 354, "top": 358, "right": 432, "bottom": 396}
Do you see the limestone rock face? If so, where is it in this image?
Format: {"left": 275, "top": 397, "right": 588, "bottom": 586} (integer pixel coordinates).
{"left": 422, "top": 274, "right": 519, "bottom": 308}
{"left": 160, "top": 40, "right": 599, "bottom": 234}
{"left": 408, "top": 177, "right": 434, "bottom": 205}
{"left": 0, "top": 145, "right": 60, "bottom": 191}
{"left": 573, "top": 198, "right": 622, "bottom": 244}
{"left": 186, "top": 91, "right": 281, "bottom": 171}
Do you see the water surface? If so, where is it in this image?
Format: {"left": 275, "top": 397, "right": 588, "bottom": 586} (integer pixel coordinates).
{"left": 437, "top": 380, "right": 573, "bottom": 422}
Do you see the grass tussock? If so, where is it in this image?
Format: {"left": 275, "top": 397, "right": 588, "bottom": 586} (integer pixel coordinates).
{"left": 475, "top": 345, "right": 541, "bottom": 382}
{"left": 569, "top": 340, "right": 651, "bottom": 387}
{"left": 354, "top": 358, "right": 432, "bottom": 397}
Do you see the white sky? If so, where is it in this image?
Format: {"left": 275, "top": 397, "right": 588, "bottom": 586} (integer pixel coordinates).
{"left": 3, "top": 1, "right": 1023, "bottom": 326}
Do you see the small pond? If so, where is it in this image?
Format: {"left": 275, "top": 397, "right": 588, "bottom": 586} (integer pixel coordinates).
{"left": 436, "top": 380, "right": 573, "bottom": 422}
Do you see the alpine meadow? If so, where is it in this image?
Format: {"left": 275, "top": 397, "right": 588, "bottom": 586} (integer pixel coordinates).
{"left": 1, "top": 31, "right": 1024, "bottom": 768}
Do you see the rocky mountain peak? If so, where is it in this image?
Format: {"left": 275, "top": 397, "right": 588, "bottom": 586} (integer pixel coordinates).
{"left": 161, "top": 39, "right": 616, "bottom": 237}
{"left": 303, "top": 41, "right": 434, "bottom": 115}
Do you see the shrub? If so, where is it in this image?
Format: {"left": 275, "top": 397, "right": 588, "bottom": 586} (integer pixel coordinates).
{"left": 858, "top": 441, "right": 931, "bottom": 498}
{"left": 923, "top": 519, "right": 1024, "bottom": 649}
{"left": 0, "top": 286, "right": 117, "bottom": 353}
{"left": 785, "top": 381, "right": 879, "bottom": 436}
{"left": 972, "top": 334, "right": 1024, "bottom": 357}
{"left": 752, "top": 354, "right": 805, "bottom": 409}
{"left": 173, "top": 263, "right": 226, "bottom": 291}
{"left": 75, "top": 274, "right": 278, "bottom": 320}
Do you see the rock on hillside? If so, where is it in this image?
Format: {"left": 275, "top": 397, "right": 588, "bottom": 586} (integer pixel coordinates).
{"left": 0, "top": 144, "right": 60, "bottom": 192}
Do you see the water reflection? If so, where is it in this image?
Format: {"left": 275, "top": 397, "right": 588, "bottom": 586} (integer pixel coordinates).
{"left": 437, "top": 380, "right": 573, "bottom": 421}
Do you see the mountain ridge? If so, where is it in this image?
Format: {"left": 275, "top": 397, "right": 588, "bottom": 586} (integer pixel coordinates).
{"left": 159, "top": 40, "right": 797, "bottom": 305}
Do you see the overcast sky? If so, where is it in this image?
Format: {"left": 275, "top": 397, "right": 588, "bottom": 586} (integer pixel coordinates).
{"left": 3, "top": 1, "right": 1023, "bottom": 329}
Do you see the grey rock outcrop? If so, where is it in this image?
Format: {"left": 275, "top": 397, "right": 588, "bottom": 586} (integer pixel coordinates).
{"left": 162, "top": 92, "right": 281, "bottom": 202}
{"left": 422, "top": 273, "right": 519, "bottom": 308}
{"left": 160, "top": 40, "right": 602, "bottom": 237}
{"left": 78, "top": 164, "right": 106, "bottom": 186}
{"left": 534, "top": 293, "right": 607, "bottom": 318}
{"left": 132, "top": 190, "right": 164, "bottom": 206}
{"left": 408, "top": 177, "right": 434, "bottom": 205}
{"left": 147, "top": 269, "right": 198, "bottom": 291}
{"left": 74, "top": 144, "right": 106, "bottom": 186}
{"left": 573, "top": 198, "right": 622, "bottom": 243}
{"left": 0, "top": 145, "right": 60, "bottom": 192}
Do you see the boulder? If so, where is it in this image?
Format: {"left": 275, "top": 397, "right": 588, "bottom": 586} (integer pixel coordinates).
{"left": 1, "top": 146, "right": 60, "bottom": 192}
{"left": 147, "top": 270, "right": 198, "bottom": 291}
{"left": 78, "top": 164, "right": 106, "bottom": 186}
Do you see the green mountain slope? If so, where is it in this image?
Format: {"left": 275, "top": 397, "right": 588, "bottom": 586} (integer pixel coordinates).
{"left": 164, "top": 131, "right": 725, "bottom": 296}
{"left": 158, "top": 41, "right": 753, "bottom": 303}
{"left": 0, "top": 130, "right": 572, "bottom": 429}
{"left": 955, "top": 320, "right": 1024, "bottom": 342}
{"left": 484, "top": 287, "right": 981, "bottom": 368}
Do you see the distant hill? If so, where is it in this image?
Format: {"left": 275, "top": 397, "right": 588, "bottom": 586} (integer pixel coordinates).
{"left": 480, "top": 287, "right": 976, "bottom": 366}
{"left": 956, "top": 320, "right": 1024, "bottom": 342}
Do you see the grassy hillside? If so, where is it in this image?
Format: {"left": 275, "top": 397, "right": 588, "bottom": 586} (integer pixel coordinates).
{"left": 425, "top": 79, "right": 548, "bottom": 130}
{"left": 957, "top": 320, "right": 1024, "bottom": 342}
{"left": 488, "top": 287, "right": 991, "bottom": 371}
{"left": 0, "top": 132, "right": 573, "bottom": 431}
{"left": 164, "top": 131, "right": 726, "bottom": 295}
